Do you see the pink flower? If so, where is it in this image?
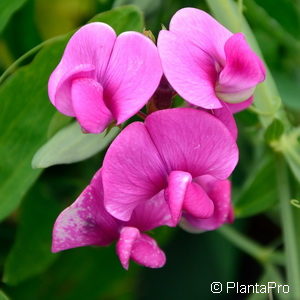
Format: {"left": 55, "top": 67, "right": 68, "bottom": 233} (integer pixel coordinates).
{"left": 52, "top": 170, "right": 172, "bottom": 269}
{"left": 102, "top": 108, "right": 239, "bottom": 226}
{"left": 157, "top": 8, "right": 266, "bottom": 113}
{"left": 48, "top": 22, "right": 162, "bottom": 133}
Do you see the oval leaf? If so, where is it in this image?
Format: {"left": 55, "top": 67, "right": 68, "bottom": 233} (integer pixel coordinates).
{"left": 32, "top": 123, "right": 120, "bottom": 168}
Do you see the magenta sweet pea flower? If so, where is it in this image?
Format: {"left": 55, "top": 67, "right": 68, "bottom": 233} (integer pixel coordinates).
{"left": 52, "top": 170, "right": 172, "bottom": 269}
{"left": 102, "top": 108, "right": 239, "bottom": 226}
{"left": 157, "top": 8, "right": 266, "bottom": 113}
{"left": 48, "top": 22, "right": 162, "bottom": 133}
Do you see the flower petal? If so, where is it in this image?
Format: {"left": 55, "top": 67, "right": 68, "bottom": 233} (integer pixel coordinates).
{"left": 183, "top": 182, "right": 214, "bottom": 219}
{"left": 129, "top": 190, "right": 173, "bottom": 231}
{"left": 216, "top": 33, "right": 266, "bottom": 103}
{"left": 130, "top": 233, "right": 166, "bottom": 269}
{"left": 182, "top": 177, "right": 233, "bottom": 231}
{"left": 49, "top": 64, "right": 95, "bottom": 116}
{"left": 116, "top": 228, "right": 166, "bottom": 269}
{"left": 103, "top": 32, "right": 163, "bottom": 124}
{"left": 71, "top": 78, "right": 113, "bottom": 133}
{"left": 145, "top": 108, "right": 239, "bottom": 179}
{"left": 226, "top": 96, "right": 254, "bottom": 114}
{"left": 169, "top": 8, "right": 232, "bottom": 64}
{"left": 165, "top": 171, "right": 192, "bottom": 225}
{"left": 210, "top": 104, "right": 238, "bottom": 140}
{"left": 48, "top": 22, "right": 116, "bottom": 115}
{"left": 102, "top": 122, "right": 167, "bottom": 221}
{"left": 52, "top": 170, "right": 119, "bottom": 252}
{"left": 157, "top": 30, "right": 221, "bottom": 109}
{"left": 116, "top": 226, "right": 140, "bottom": 270}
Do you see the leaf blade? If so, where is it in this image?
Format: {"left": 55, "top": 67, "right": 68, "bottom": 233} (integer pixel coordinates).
{"left": 32, "top": 123, "right": 120, "bottom": 168}
{"left": 0, "top": 40, "right": 67, "bottom": 221}
{"left": 234, "top": 157, "right": 277, "bottom": 218}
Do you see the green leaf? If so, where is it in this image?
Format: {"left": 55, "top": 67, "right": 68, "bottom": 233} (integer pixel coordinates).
{"left": 0, "top": 0, "right": 28, "bottom": 34}
{"left": 234, "top": 157, "right": 277, "bottom": 218}
{"left": 0, "top": 5, "right": 144, "bottom": 221}
{"left": 0, "top": 40, "right": 66, "bottom": 222}
{"left": 90, "top": 5, "right": 144, "bottom": 33}
{"left": 32, "top": 123, "right": 120, "bottom": 168}
{"left": 47, "top": 112, "right": 72, "bottom": 139}
{"left": 0, "top": 290, "right": 10, "bottom": 300}
{"left": 264, "top": 119, "right": 284, "bottom": 143}
{"left": 3, "top": 182, "right": 61, "bottom": 285}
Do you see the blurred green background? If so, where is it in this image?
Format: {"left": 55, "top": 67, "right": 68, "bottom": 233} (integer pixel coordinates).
{"left": 0, "top": 0, "right": 300, "bottom": 299}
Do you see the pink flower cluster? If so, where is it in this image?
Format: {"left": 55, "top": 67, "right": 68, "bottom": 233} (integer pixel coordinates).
{"left": 49, "top": 8, "right": 265, "bottom": 269}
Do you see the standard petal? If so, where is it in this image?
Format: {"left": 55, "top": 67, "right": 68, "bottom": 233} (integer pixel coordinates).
{"left": 48, "top": 23, "right": 116, "bottom": 115}
{"left": 158, "top": 30, "right": 222, "bottom": 109}
{"left": 71, "top": 78, "right": 113, "bottom": 133}
{"left": 52, "top": 170, "right": 119, "bottom": 252}
{"left": 145, "top": 108, "right": 239, "bottom": 180}
{"left": 169, "top": 7, "right": 232, "bottom": 64}
{"left": 216, "top": 33, "right": 266, "bottom": 103}
{"left": 165, "top": 171, "right": 192, "bottom": 225}
{"left": 103, "top": 32, "right": 163, "bottom": 124}
{"left": 116, "top": 226, "right": 140, "bottom": 270}
{"left": 129, "top": 190, "right": 173, "bottom": 231}
{"left": 102, "top": 122, "right": 167, "bottom": 221}
{"left": 130, "top": 233, "right": 166, "bottom": 269}
{"left": 183, "top": 177, "right": 233, "bottom": 231}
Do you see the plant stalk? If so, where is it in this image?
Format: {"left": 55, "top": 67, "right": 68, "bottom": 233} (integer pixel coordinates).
{"left": 276, "top": 155, "right": 300, "bottom": 299}
{"left": 218, "top": 225, "right": 284, "bottom": 266}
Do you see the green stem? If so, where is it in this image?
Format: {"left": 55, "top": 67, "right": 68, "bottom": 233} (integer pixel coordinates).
{"left": 0, "top": 35, "right": 64, "bottom": 85}
{"left": 276, "top": 155, "right": 300, "bottom": 299}
{"left": 218, "top": 225, "right": 284, "bottom": 266}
